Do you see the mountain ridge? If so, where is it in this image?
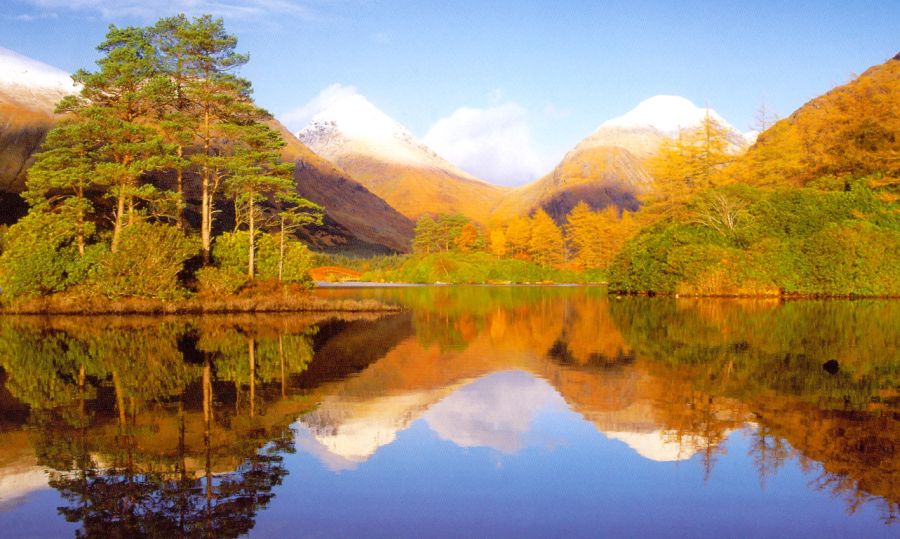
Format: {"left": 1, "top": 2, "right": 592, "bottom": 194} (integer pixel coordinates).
{"left": 297, "top": 92, "right": 509, "bottom": 223}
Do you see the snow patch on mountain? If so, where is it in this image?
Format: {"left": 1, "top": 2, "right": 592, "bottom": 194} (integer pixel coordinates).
{"left": 297, "top": 92, "right": 478, "bottom": 180}
{"left": 601, "top": 95, "right": 737, "bottom": 135}
{"left": 0, "top": 47, "right": 78, "bottom": 111}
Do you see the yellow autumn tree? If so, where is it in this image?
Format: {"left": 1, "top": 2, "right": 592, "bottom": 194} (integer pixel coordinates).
{"left": 489, "top": 227, "right": 508, "bottom": 257}
{"left": 528, "top": 208, "right": 564, "bottom": 267}
{"left": 565, "top": 202, "right": 640, "bottom": 270}
{"left": 649, "top": 111, "right": 734, "bottom": 208}
{"left": 565, "top": 201, "right": 602, "bottom": 269}
{"left": 505, "top": 216, "right": 532, "bottom": 257}
{"left": 454, "top": 223, "right": 479, "bottom": 252}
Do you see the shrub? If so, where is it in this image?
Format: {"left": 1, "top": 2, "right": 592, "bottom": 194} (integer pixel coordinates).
{"left": 195, "top": 266, "right": 246, "bottom": 296}
{"left": 90, "top": 222, "right": 198, "bottom": 299}
{"left": 0, "top": 212, "right": 95, "bottom": 301}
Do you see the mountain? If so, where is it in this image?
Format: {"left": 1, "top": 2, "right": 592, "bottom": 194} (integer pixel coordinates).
{"left": 0, "top": 47, "right": 78, "bottom": 219}
{"left": 738, "top": 52, "right": 900, "bottom": 186}
{"left": 493, "top": 95, "right": 749, "bottom": 222}
{"left": 272, "top": 121, "right": 414, "bottom": 253}
{"left": 297, "top": 93, "right": 508, "bottom": 223}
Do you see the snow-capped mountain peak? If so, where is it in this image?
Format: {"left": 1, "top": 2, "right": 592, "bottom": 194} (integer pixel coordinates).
{"left": 297, "top": 92, "right": 477, "bottom": 179}
{"left": 600, "top": 95, "right": 733, "bottom": 136}
{"left": 572, "top": 95, "right": 753, "bottom": 158}
{"left": 0, "top": 47, "right": 78, "bottom": 111}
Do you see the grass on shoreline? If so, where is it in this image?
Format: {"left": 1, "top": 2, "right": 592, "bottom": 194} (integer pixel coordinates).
{"left": 0, "top": 285, "right": 400, "bottom": 315}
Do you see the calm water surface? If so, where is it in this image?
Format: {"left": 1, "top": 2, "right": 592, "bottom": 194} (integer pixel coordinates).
{"left": 0, "top": 287, "right": 897, "bottom": 537}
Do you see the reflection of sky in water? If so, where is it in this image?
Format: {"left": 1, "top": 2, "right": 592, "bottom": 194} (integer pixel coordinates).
{"left": 270, "top": 371, "right": 896, "bottom": 538}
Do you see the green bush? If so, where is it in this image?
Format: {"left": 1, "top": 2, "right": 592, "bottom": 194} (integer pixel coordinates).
{"left": 195, "top": 266, "right": 246, "bottom": 296}
{"left": 90, "top": 222, "right": 198, "bottom": 299}
{"left": 0, "top": 212, "right": 96, "bottom": 301}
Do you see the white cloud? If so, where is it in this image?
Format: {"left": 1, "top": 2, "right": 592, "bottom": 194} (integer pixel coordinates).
{"left": 278, "top": 83, "right": 359, "bottom": 133}
{"left": 424, "top": 101, "right": 555, "bottom": 186}
{"left": 23, "top": 0, "right": 312, "bottom": 20}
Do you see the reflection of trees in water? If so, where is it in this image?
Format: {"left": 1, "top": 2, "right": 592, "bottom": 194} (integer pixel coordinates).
{"left": 0, "top": 316, "right": 324, "bottom": 538}
{"left": 607, "top": 296, "right": 900, "bottom": 522}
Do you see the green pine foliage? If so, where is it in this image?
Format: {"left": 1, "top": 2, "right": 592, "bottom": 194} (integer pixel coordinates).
{"left": 213, "top": 231, "right": 314, "bottom": 285}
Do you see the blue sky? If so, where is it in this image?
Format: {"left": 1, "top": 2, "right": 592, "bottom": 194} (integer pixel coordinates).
{"left": 1, "top": 0, "right": 897, "bottom": 185}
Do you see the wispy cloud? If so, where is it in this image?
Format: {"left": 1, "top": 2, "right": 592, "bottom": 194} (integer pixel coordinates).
{"left": 23, "top": 0, "right": 315, "bottom": 20}
{"left": 279, "top": 83, "right": 359, "bottom": 133}
{"left": 424, "top": 101, "right": 557, "bottom": 186}
{"left": 4, "top": 12, "right": 59, "bottom": 22}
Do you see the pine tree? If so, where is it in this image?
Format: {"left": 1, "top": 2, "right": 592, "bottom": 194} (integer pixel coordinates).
{"left": 413, "top": 215, "right": 438, "bottom": 254}
{"left": 57, "top": 24, "right": 170, "bottom": 253}
{"left": 23, "top": 122, "right": 102, "bottom": 256}
{"left": 160, "top": 15, "right": 258, "bottom": 264}
{"left": 224, "top": 123, "right": 295, "bottom": 280}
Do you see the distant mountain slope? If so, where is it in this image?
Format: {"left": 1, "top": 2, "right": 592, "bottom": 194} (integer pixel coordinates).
{"left": 0, "top": 47, "right": 77, "bottom": 195}
{"left": 493, "top": 146, "right": 651, "bottom": 222}
{"left": 740, "top": 52, "right": 900, "bottom": 186}
{"left": 272, "top": 121, "right": 414, "bottom": 253}
{"left": 297, "top": 93, "right": 508, "bottom": 223}
{"left": 494, "top": 95, "right": 750, "bottom": 222}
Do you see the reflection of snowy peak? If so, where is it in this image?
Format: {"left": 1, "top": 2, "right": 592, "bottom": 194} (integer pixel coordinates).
{"left": 298, "top": 93, "right": 476, "bottom": 179}
{"left": 0, "top": 47, "right": 78, "bottom": 111}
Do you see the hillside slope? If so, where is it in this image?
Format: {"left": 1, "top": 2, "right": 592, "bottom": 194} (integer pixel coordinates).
{"left": 298, "top": 93, "right": 508, "bottom": 223}
{"left": 739, "top": 52, "right": 900, "bottom": 186}
{"left": 272, "top": 121, "right": 414, "bottom": 253}
{"left": 494, "top": 96, "right": 750, "bottom": 222}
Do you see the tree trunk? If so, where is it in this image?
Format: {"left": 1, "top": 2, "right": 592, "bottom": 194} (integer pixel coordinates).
{"left": 247, "top": 196, "right": 255, "bottom": 280}
{"left": 176, "top": 145, "right": 184, "bottom": 230}
{"left": 279, "top": 335, "right": 286, "bottom": 398}
{"left": 278, "top": 216, "right": 285, "bottom": 282}
{"left": 201, "top": 110, "right": 211, "bottom": 264}
{"left": 111, "top": 183, "right": 127, "bottom": 253}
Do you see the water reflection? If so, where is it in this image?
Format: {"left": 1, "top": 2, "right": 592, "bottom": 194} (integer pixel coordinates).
{"left": 0, "top": 289, "right": 897, "bottom": 536}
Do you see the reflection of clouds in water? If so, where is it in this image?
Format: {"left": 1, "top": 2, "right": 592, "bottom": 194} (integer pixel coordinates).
{"left": 423, "top": 370, "right": 568, "bottom": 454}
{"left": 0, "top": 467, "right": 49, "bottom": 511}
{"left": 293, "top": 425, "right": 364, "bottom": 472}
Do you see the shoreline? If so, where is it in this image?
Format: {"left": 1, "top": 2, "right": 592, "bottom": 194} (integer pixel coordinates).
{"left": 0, "top": 293, "right": 402, "bottom": 316}
{"left": 316, "top": 281, "right": 899, "bottom": 298}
